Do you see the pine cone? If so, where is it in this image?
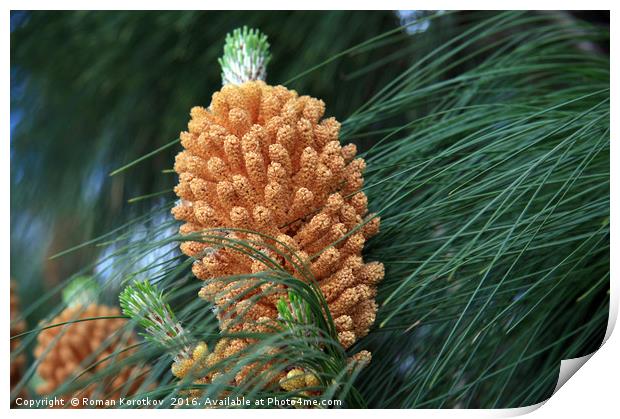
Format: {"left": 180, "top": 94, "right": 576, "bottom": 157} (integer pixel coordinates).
{"left": 34, "top": 304, "right": 149, "bottom": 405}
{"left": 172, "top": 81, "right": 384, "bottom": 373}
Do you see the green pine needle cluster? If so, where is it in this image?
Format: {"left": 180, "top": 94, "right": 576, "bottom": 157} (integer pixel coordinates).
{"left": 120, "top": 280, "right": 194, "bottom": 360}
{"left": 277, "top": 291, "right": 313, "bottom": 326}
{"left": 61, "top": 276, "right": 100, "bottom": 307}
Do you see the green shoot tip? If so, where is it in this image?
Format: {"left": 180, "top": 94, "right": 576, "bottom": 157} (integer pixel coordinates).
{"left": 218, "top": 26, "right": 271, "bottom": 86}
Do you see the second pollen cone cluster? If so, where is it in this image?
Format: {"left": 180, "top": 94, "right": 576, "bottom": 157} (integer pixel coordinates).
{"left": 34, "top": 304, "right": 150, "bottom": 406}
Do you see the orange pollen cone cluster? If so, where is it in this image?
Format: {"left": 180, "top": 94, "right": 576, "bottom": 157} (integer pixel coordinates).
{"left": 34, "top": 304, "right": 150, "bottom": 405}
{"left": 171, "top": 80, "right": 384, "bottom": 384}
